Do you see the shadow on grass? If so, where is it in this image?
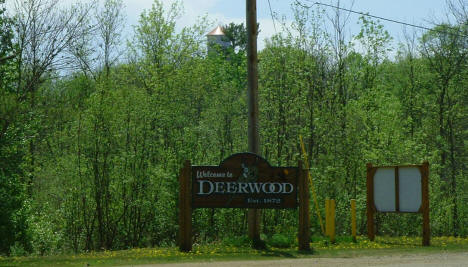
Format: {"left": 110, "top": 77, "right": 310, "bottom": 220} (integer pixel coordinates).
{"left": 297, "top": 248, "right": 315, "bottom": 255}
{"left": 378, "top": 240, "right": 420, "bottom": 246}
{"left": 261, "top": 250, "right": 296, "bottom": 258}
{"left": 258, "top": 247, "right": 315, "bottom": 259}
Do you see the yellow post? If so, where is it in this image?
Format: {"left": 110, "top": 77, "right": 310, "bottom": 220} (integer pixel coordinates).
{"left": 330, "top": 199, "right": 336, "bottom": 243}
{"left": 351, "top": 199, "right": 357, "bottom": 242}
{"left": 325, "top": 199, "right": 330, "bottom": 237}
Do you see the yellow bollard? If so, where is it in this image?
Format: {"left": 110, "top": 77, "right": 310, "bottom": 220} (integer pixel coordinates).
{"left": 330, "top": 199, "right": 336, "bottom": 243}
{"left": 351, "top": 199, "right": 357, "bottom": 242}
{"left": 325, "top": 199, "right": 330, "bottom": 237}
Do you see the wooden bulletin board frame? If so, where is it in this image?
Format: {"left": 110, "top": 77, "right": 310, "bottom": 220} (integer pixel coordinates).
{"left": 178, "top": 153, "right": 310, "bottom": 252}
{"left": 366, "top": 161, "right": 430, "bottom": 246}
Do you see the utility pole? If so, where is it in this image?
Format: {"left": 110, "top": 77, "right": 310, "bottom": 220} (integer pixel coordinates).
{"left": 246, "top": 0, "right": 261, "bottom": 242}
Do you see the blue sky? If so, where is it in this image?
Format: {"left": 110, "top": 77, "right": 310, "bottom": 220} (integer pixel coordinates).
{"left": 4, "top": 0, "right": 452, "bottom": 50}
{"left": 122, "top": 0, "right": 451, "bottom": 50}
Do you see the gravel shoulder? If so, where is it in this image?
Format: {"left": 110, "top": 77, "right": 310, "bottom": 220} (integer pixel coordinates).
{"left": 122, "top": 251, "right": 468, "bottom": 267}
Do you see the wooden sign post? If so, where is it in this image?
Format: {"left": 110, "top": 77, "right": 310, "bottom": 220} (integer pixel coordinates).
{"left": 179, "top": 153, "right": 310, "bottom": 251}
{"left": 298, "top": 161, "right": 310, "bottom": 251}
{"left": 178, "top": 160, "right": 192, "bottom": 252}
{"left": 366, "top": 162, "right": 430, "bottom": 246}
{"left": 366, "top": 163, "right": 375, "bottom": 242}
{"left": 421, "top": 161, "right": 430, "bottom": 246}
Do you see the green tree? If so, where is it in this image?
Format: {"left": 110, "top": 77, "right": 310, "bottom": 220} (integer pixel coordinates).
{"left": 0, "top": 0, "right": 29, "bottom": 255}
{"left": 420, "top": 23, "right": 468, "bottom": 236}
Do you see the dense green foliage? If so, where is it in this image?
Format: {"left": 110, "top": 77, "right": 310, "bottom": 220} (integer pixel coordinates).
{"left": 0, "top": 0, "right": 29, "bottom": 255}
{"left": 0, "top": 0, "right": 467, "bottom": 256}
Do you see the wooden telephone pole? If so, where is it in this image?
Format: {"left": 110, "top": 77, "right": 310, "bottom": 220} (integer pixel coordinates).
{"left": 246, "top": 0, "right": 261, "bottom": 241}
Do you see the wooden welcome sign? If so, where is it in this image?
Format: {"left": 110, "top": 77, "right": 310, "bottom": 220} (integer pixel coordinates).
{"left": 179, "top": 153, "right": 310, "bottom": 251}
{"left": 192, "top": 153, "right": 298, "bottom": 208}
{"left": 366, "top": 162, "right": 430, "bottom": 246}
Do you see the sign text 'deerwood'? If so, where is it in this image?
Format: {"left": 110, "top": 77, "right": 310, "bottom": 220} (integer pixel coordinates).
{"left": 191, "top": 153, "right": 298, "bottom": 209}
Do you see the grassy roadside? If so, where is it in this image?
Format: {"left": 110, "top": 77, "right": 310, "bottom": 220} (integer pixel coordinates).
{"left": 1, "top": 236, "right": 467, "bottom": 267}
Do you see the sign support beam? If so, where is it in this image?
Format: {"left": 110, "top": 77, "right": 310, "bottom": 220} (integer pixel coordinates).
{"left": 366, "top": 163, "right": 375, "bottom": 241}
{"left": 179, "top": 160, "right": 192, "bottom": 252}
{"left": 298, "top": 161, "right": 310, "bottom": 251}
{"left": 422, "top": 161, "right": 430, "bottom": 246}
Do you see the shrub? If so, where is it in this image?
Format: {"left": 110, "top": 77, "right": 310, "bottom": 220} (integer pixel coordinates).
{"left": 268, "top": 233, "right": 294, "bottom": 248}
{"left": 9, "top": 242, "right": 27, "bottom": 257}
{"left": 222, "top": 235, "right": 251, "bottom": 247}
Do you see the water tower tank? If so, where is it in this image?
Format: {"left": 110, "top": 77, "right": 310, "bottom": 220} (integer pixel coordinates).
{"left": 207, "top": 26, "right": 231, "bottom": 54}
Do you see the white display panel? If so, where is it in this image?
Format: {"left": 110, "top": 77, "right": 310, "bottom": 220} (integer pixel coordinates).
{"left": 399, "top": 167, "right": 422, "bottom": 212}
{"left": 374, "top": 168, "right": 396, "bottom": 212}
